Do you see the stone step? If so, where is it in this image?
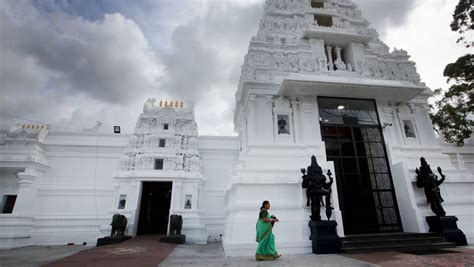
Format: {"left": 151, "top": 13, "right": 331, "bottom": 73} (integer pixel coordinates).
{"left": 341, "top": 232, "right": 457, "bottom": 253}
{"left": 342, "top": 236, "right": 446, "bottom": 247}
{"left": 342, "top": 241, "right": 457, "bottom": 253}
{"left": 342, "top": 232, "right": 438, "bottom": 242}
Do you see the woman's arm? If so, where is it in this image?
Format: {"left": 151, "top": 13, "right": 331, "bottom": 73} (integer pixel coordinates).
{"left": 259, "top": 209, "right": 275, "bottom": 223}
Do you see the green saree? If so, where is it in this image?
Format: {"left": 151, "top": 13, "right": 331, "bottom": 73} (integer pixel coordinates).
{"left": 255, "top": 209, "right": 279, "bottom": 261}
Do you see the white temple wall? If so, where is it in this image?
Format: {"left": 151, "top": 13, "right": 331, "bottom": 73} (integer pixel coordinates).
{"left": 198, "top": 136, "right": 239, "bottom": 242}
{"left": 0, "top": 130, "right": 239, "bottom": 248}
{"left": 31, "top": 133, "right": 127, "bottom": 246}
{"left": 379, "top": 98, "right": 474, "bottom": 244}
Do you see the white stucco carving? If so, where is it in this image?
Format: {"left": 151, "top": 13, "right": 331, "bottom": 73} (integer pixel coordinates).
{"left": 235, "top": 0, "right": 423, "bottom": 107}
{"left": 118, "top": 99, "right": 201, "bottom": 172}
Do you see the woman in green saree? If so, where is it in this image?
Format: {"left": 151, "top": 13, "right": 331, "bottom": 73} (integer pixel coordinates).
{"left": 255, "top": 200, "right": 281, "bottom": 261}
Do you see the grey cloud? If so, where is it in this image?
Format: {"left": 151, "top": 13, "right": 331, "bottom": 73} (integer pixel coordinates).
{"left": 160, "top": 25, "right": 220, "bottom": 101}
{"left": 353, "top": 0, "right": 417, "bottom": 35}
{"left": 156, "top": 2, "right": 262, "bottom": 134}
{"left": 0, "top": 2, "right": 163, "bottom": 131}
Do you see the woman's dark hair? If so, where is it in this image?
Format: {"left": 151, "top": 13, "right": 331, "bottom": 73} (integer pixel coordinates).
{"left": 260, "top": 200, "right": 269, "bottom": 210}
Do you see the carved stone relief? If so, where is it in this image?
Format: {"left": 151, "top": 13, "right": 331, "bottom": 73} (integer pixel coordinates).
{"left": 118, "top": 100, "right": 201, "bottom": 172}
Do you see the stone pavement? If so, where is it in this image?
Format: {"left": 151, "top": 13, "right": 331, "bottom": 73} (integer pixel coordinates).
{"left": 44, "top": 235, "right": 176, "bottom": 267}
{"left": 0, "top": 244, "right": 88, "bottom": 267}
{"left": 1, "top": 238, "right": 473, "bottom": 267}
{"left": 159, "top": 242, "right": 374, "bottom": 267}
{"left": 345, "top": 247, "right": 474, "bottom": 267}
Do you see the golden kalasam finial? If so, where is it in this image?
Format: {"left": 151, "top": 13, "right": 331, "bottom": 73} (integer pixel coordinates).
{"left": 180, "top": 101, "right": 184, "bottom": 108}
{"left": 175, "top": 101, "right": 179, "bottom": 107}
{"left": 159, "top": 100, "right": 163, "bottom": 107}
{"left": 165, "top": 100, "right": 168, "bottom": 107}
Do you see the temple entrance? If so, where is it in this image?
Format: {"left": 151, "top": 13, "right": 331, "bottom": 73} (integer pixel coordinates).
{"left": 318, "top": 97, "right": 402, "bottom": 235}
{"left": 137, "top": 181, "right": 172, "bottom": 235}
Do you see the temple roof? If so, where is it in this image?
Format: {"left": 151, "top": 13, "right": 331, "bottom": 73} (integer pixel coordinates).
{"left": 235, "top": 0, "right": 425, "bottom": 103}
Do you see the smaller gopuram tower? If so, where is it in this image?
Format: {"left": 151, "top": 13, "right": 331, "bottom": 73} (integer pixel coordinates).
{"left": 103, "top": 98, "right": 207, "bottom": 243}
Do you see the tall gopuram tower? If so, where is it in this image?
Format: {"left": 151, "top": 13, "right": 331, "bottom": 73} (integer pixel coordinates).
{"left": 104, "top": 99, "right": 207, "bottom": 244}
{"left": 224, "top": 0, "right": 474, "bottom": 256}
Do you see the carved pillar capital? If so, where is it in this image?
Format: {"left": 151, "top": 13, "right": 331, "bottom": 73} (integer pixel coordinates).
{"left": 17, "top": 169, "right": 40, "bottom": 189}
{"left": 248, "top": 94, "right": 257, "bottom": 103}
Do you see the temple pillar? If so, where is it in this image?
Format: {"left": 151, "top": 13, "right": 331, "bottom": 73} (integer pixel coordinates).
{"left": 13, "top": 168, "right": 41, "bottom": 216}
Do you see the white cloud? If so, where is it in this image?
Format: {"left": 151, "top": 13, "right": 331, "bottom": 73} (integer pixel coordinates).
{"left": 0, "top": 1, "right": 163, "bottom": 132}
{"left": 353, "top": 0, "right": 417, "bottom": 36}
{"left": 380, "top": 0, "right": 469, "bottom": 91}
{"left": 157, "top": 1, "right": 262, "bottom": 135}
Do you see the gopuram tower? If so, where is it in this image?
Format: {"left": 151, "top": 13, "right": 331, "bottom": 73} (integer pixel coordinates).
{"left": 104, "top": 99, "right": 207, "bottom": 244}
{"left": 223, "top": 0, "right": 474, "bottom": 256}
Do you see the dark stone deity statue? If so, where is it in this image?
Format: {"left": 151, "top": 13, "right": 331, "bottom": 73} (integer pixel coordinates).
{"left": 301, "top": 155, "right": 334, "bottom": 221}
{"left": 110, "top": 214, "right": 128, "bottom": 236}
{"left": 160, "top": 214, "right": 186, "bottom": 244}
{"left": 97, "top": 214, "right": 130, "bottom": 246}
{"left": 169, "top": 214, "right": 183, "bottom": 235}
{"left": 415, "top": 157, "right": 446, "bottom": 217}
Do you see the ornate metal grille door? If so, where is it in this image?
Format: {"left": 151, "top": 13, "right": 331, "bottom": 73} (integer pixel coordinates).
{"left": 318, "top": 97, "right": 402, "bottom": 235}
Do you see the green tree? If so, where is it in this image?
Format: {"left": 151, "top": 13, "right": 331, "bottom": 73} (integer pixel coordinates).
{"left": 430, "top": 0, "right": 473, "bottom": 145}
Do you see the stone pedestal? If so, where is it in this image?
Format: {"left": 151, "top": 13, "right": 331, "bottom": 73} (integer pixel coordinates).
{"left": 426, "top": 216, "right": 467, "bottom": 246}
{"left": 308, "top": 220, "right": 341, "bottom": 254}
{"left": 160, "top": 235, "right": 186, "bottom": 244}
{"left": 96, "top": 235, "right": 131, "bottom": 247}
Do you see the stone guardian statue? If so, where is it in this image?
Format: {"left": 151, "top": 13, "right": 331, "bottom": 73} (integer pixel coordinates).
{"left": 415, "top": 157, "right": 446, "bottom": 217}
{"left": 301, "top": 156, "right": 332, "bottom": 221}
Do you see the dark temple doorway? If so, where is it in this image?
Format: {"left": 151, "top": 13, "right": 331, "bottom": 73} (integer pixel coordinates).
{"left": 319, "top": 97, "right": 402, "bottom": 235}
{"left": 137, "top": 181, "right": 172, "bottom": 235}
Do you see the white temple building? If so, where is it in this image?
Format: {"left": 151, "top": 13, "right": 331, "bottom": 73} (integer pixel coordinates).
{"left": 1, "top": 0, "right": 473, "bottom": 256}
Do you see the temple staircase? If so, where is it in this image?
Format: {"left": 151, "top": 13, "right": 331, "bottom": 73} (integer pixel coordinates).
{"left": 341, "top": 232, "right": 457, "bottom": 253}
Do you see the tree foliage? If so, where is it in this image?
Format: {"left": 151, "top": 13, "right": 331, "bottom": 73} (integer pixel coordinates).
{"left": 430, "top": 1, "right": 473, "bottom": 146}
{"left": 450, "top": 0, "right": 474, "bottom": 47}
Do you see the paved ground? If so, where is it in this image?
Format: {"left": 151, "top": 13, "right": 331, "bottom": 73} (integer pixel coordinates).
{"left": 0, "top": 244, "right": 88, "bottom": 267}
{"left": 44, "top": 235, "right": 176, "bottom": 267}
{"left": 159, "top": 242, "right": 374, "bottom": 267}
{"left": 345, "top": 247, "right": 474, "bottom": 267}
{"left": 1, "top": 238, "right": 473, "bottom": 267}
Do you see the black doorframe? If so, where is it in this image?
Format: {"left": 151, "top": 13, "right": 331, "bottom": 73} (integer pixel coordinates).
{"left": 318, "top": 96, "right": 403, "bottom": 235}
{"left": 137, "top": 181, "right": 172, "bottom": 235}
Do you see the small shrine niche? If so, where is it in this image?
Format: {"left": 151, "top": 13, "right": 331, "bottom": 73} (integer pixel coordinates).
{"left": 184, "top": 195, "right": 192, "bottom": 209}
{"left": 273, "top": 96, "right": 294, "bottom": 142}
{"left": 325, "top": 45, "right": 352, "bottom": 72}
{"left": 314, "top": 15, "right": 333, "bottom": 27}
{"left": 117, "top": 194, "right": 126, "bottom": 209}
{"left": 154, "top": 158, "right": 164, "bottom": 170}
{"left": 159, "top": 139, "right": 166, "bottom": 148}
{"left": 403, "top": 120, "right": 416, "bottom": 138}
{"left": 277, "top": 115, "right": 290, "bottom": 135}
{"left": 311, "top": 1, "right": 324, "bottom": 8}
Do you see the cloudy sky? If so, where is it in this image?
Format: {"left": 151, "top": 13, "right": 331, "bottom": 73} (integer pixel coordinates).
{"left": 0, "top": 0, "right": 468, "bottom": 136}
